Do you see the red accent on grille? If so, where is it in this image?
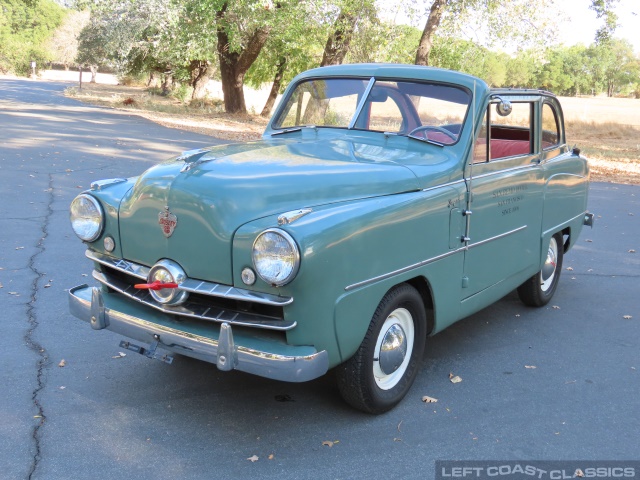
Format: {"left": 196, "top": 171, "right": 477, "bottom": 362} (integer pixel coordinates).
{"left": 134, "top": 281, "right": 179, "bottom": 290}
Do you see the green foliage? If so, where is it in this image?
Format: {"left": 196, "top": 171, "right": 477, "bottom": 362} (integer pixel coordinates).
{"left": 170, "top": 83, "right": 192, "bottom": 103}
{"left": 245, "top": 3, "right": 326, "bottom": 91}
{"left": 0, "top": 0, "right": 66, "bottom": 74}
{"left": 590, "top": 0, "right": 619, "bottom": 44}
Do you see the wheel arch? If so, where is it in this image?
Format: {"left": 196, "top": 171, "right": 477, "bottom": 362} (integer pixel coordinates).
{"left": 405, "top": 276, "right": 435, "bottom": 335}
{"left": 334, "top": 275, "right": 436, "bottom": 364}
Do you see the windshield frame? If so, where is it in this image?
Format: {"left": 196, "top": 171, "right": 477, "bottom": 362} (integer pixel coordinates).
{"left": 270, "top": 75, "right": 472, "bottom": 146}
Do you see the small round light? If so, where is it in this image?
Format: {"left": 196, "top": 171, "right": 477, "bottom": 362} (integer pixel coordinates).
{"left": 252, "top": 229, "right": 300, "bottom": 287}
{"left": 103, "top": 236, "right": 115, "bottom": 252}
{"left": 70, "top": 194, "right": 104, "bottom": 242}
{"left": 241, "top": 267, "right": 256, "bottom": 286}
{"left": 147, "top": 260, "right": 188, "bottom": 305}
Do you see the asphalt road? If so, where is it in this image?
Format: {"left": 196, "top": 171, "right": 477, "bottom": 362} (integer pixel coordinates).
{"left": 1, "top": 78, "right": 638, "bottom": 480}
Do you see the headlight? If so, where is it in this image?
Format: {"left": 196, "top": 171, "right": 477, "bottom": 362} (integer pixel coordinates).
{"left": 70, "top": 194, "right": 104, "bottom": 242}
{"left": 252, "top": 229, "right": 300, "bottom": 286}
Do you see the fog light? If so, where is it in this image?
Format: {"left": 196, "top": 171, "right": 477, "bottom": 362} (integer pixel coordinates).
{"left": 103, "top": 236, "right": 115, "bottom": 252}
{"left": 241, "top": 267, "right": 256, "bottom": 286}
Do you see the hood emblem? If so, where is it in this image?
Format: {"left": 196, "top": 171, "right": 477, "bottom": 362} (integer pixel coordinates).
{"left": 158, "top": 206, "right": 178, "bottom": 237}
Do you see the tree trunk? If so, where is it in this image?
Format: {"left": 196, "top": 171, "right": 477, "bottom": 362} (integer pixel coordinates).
{"left": 189, "top": 60, "right": 213, "bottom": 101}
{"left": 415, "top": 0, "right": 447, "bottom": 66}
{"left": 216, "top": 2, "right": 271, "bottom": 114}
{"left": 89, "top": 65, "right": 98, "bottom": 83}
{"left": 321, "top": 10, "right": 357, "bottom": 67}
{"left": 147, "top": 71, "right": 159, "bottom": 88}
{"left": 261, "top": 57, "right": 287, "bottom": 117}
{"left": 161, "top": 73, "right": 173, "bottom": 95}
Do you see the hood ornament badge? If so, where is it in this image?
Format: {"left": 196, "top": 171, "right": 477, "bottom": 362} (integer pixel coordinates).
{"left": 158, "top": 206, "right": 177, "bottom": 237}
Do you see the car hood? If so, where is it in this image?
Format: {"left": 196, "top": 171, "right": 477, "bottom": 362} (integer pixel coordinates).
{"left": 118, "top": 138, "right": 421, "bottom": 284}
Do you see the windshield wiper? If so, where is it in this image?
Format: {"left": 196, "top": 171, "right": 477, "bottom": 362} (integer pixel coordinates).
{"left": 271, "top": 127, "right": 302, "bottom": 136}
{"left": 271, "top": 125, "right": 317, "bottom": 136}
{"left": 385, "top": 132, "right": 445, "bottom": 148}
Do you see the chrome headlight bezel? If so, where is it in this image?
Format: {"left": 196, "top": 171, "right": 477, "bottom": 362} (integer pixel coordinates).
{"left": 70, "top": 194, "right": 104, "bottom": 242}
{"left": 252, "top": 228, "right": 300, "bottom": 287}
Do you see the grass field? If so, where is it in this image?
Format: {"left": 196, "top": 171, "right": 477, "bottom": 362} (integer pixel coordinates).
{"left": 59, "top": 73, "right": 639, "bottom": 185}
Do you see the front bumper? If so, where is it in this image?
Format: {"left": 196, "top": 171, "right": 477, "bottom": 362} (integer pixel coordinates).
{"left": 68, "top": 284, "right": 329, "bottom": 382}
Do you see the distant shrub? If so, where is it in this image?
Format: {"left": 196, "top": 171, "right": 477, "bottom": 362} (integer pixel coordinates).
{"left": 171, "top": 84, "right": 192, "bottom": 104}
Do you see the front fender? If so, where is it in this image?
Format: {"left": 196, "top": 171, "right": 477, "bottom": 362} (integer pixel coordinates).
{"left": 233, "top": 186, "right": 463, "bottom": 367}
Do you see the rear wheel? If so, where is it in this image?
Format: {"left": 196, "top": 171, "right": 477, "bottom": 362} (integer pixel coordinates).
{"left": 336, "top": 284, "right": 426, "bottom": 414}
{"left": 517, "top": 232, "right": 564, "bottom": 307}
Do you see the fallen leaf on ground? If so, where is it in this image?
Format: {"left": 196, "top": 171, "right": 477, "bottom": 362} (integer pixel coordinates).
{"left": 322, "top": 440, "right": 339, "bottom": 447}
{"left": 58, "top": 359, "right": 66, "bottom": 367}
{"left": 274, "top": 394, "right": 294, "bottom": 402}
{"left": 525, "top": 365, "right": 537, "bottom": 369}
{"left": 623, "top": 315, "right": 632, "bottom": 319}
{"left": 575, "top": 469, "right": 585, "bottom": 478}
{"left": 422, "top": 395, "right": 438, "bottom": 403}
{"left": 268, "top": 454, "right": 274, "bottom": 460}
{"left": 450, "top": 375, "right": 462, "bottom": 384}
{"left": 566, "top": 267, "right": 574, "bottom": 271}
{"left": 247, "top": 455, "right": 259, "bottom": 462}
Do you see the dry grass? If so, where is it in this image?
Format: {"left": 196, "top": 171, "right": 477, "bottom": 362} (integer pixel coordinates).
{"left": 64, "top": 83, "right": 640, "bottom": 184}
{"left": 566, "top": 121, "right": 640, "bottom": 184}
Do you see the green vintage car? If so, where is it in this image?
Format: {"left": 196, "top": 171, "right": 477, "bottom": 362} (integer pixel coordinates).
{"left": 68, "top": 64, "right": 593, "bottom": 413}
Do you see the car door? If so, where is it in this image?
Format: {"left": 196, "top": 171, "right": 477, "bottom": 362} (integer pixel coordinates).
{"left": 461, "top": 96, "right": 545, "bottom": 304}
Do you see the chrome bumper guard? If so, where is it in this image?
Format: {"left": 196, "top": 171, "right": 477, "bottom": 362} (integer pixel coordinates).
{"left": 584, "top": 212, "right": 595, "bottom": 228}
{"left": 68, "top": 284, "right": 328, "bottom": 383}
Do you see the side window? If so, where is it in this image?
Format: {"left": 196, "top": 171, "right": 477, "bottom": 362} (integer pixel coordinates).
{"left": 474, "top": 102, "right": 534, "bottom": 163}
{"left": 542, "top": 103, "right": 560, "bottom": 149}
{"left": 489, "top": 102, "right": 533, "bottom": 160}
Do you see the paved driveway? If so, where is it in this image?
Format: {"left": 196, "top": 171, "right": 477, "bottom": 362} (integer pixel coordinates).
{"left": 1, "top": 78, "right": 638, "bottom": 480}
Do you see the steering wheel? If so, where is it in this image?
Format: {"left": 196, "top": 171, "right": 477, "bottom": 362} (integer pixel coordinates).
{"left": 408, "top": 125, "right": 457, "bottom": 142}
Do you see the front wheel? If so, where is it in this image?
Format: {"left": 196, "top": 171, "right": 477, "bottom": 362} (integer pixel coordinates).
{"left": 517, "top": 232, "right": 564, "bottom": 307}
{"left": 336, "top": 284, "right": 426, "bottom": 414}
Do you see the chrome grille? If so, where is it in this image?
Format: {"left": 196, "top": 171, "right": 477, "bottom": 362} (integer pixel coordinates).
{"left": 86, "top": 249, "right": 293, "bottom": 306}
{"left": 86, "top": 250, "right": 295, "bottom": 331}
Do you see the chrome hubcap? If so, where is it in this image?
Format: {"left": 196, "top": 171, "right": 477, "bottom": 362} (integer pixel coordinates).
{"left": 373, "top": 308, "right": 415, "bottom": 390}
{"left": 378, "top": 324, "right": 407, "bottom": 375}
{"left": 540, "top": 237, "right": 558, "bottom": 292}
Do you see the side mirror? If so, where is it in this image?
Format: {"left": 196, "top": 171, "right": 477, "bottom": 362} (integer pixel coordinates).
{"left": 496, "top": 98, "right": 512, "bottom": 116}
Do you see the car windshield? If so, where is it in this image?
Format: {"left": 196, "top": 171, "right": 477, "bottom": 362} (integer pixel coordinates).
{"left": 272, "top": 77, "right": 471, "bottom": 145}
